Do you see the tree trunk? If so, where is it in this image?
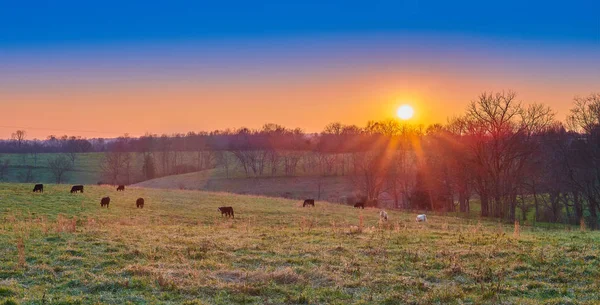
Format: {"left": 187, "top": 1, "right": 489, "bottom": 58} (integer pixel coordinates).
{"left": 480, "top": 192, "right": 489, "bottom": 217}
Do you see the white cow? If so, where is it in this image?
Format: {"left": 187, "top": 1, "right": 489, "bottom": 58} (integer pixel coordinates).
{"left": 379, "top": 210, "right": 388, "bottom": 221}
{"left": 416, "top": 214, "right": 427, "bottom": 222}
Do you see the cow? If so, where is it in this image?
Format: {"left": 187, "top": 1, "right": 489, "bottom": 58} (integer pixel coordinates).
{"left": 354, "top": 201, "right": 365, "bottom": 209}
{"left": 33, "top": 184, "right": 43, "bottom": 193}
{"left": 218, "top": 206, "right": 234, "bottom": 218}
{"left": 100, "top": 197, "right": 110, "bottom": 208}
{"left": 379, "top": 210, "right": 388, "bottom": 221}
{"left": 117, "top": 185, "right": 125, "bottom": 191}
{"left": 70, "top": 185, "right": 84, "bottom": 193}
{"left": 416, "top": 214, "right": 427, "bottom": 222}
{"left": 136, "top": 198, "right": 144, "bottom": 208}
{"left": 303, "top": 199, "right": 315, "bottom": 207}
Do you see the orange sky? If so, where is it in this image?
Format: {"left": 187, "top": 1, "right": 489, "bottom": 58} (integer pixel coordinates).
{"left": 0, "top": 36, "right": 598, "bottom": 139}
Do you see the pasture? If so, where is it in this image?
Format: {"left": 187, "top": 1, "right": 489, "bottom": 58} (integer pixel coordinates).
{"left": 0, "top": 183, "right": 599, "bottom": 304}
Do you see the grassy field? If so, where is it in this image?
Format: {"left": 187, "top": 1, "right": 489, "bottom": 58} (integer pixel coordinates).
{"left": 0, "top": 151, "right": 350, "bottom": 186}
{"left": 134, "top": 168, "right": 356, "bottom": 203}
{"left": 1, "top": 183, "right": 599, "bottom": 304}
{"left": 0, "top": 153, "right": 104, "bottom": 185}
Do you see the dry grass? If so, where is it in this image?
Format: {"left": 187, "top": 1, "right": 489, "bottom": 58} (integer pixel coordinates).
{"left": 0, "top": 183, "right": 599, "bottom": 304}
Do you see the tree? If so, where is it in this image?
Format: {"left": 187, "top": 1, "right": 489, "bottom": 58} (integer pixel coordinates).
{"left": 11, "top": 130, "right": 26, "bottom": 149}
{"left": 463, "top": 91, "right": 554, "bottom": 220}
{"left": 48, "top": 155, "right": 72, "bottom": 184}
{"left": 142, "top": 153, "right": 156, "bottom": 180}
{"left": 29, "top": 139, "right": 43, "bottom": 167}
{"left": 565, "top": 93, "right": 600, "bottom": 229}
{"left": 17, "top": 165, "right": 35, "bottom": 183}
{"left": 215, "top": 151, "right": 232, "bottom": 178}
{"left": 101, "top": 138, "right": 129, "bottom": 184}
{"left": 0, "top": 159, "right": 9, "bottom": 181}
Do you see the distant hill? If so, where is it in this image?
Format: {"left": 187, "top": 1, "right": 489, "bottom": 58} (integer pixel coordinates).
{"left": 0, "top": 152, "right": 103, "bottom": 184}
{"left": 133, "top": 168, "right": 360, "bottom": 204}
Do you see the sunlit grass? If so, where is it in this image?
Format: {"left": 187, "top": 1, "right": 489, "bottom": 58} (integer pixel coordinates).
{"left": 0, "top": 183, "right": 599, "bottom": 304}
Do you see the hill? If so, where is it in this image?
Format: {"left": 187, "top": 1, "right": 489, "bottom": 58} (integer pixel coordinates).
{"left": 0, "top": 183, "right": 599, "bottom": 304}
{"left": 0, "top": 153, "right": 103, "bottom": 185}
{"left": 134, "top": 168, "right": 357, "bottom": 203}
{"left": 0, "top": 152, "right": 203, "bottom": 185}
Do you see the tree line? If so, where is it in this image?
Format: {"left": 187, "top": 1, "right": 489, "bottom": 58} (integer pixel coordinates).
{"left": 1, "top": 91, "right": 600, "bottom": 228}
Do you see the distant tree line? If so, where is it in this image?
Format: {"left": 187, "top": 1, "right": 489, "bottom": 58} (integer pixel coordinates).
{"left": 2, "top": 91, "right": 600, "bottom": 228}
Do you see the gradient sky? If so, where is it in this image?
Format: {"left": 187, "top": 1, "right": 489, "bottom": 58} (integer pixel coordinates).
{"left": 0, "top": 0, "right": 599, "bottom": 138}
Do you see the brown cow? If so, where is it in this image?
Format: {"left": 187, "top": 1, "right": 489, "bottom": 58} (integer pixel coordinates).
{"left": 303, "top": 199, "right": 315, "bottom": 207}
{"left": 33, "top": 184, "right": 43, "bottom": 193}
{"left": 218, "top": 206, "right": 234, "bottom": 218}
{"left": 136, "top": 198, "right": 144, "bottom": 208}
{"left": 70, "top": 185, "right": 84, "bottom": 193}
{"left": 100, "top": 197, "right": 110, "bottom": 208}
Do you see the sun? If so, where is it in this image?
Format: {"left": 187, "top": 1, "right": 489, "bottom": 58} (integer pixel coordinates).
{"left": 396, "top": 104, "right": 414, "bottom": 120}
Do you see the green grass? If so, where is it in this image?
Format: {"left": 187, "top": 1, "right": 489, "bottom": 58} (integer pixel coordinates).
{"left": 134, "top": 168, "right": 355, "bottom": 203}
{"left": 0, "top": 151, "right": 352, "bottom": 186}
{"left": 0, "top": 183, "right": 599, "bottom": 304}
{"left": 0, "top": 153, "right": 104, "bottom": 185}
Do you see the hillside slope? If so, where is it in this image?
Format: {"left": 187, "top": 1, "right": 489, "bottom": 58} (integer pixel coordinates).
{"left": 0, "top": 183, "right": 598, "bottom": 304}
{"left": 134, "top": 169, "right": 358, "bottom": 203}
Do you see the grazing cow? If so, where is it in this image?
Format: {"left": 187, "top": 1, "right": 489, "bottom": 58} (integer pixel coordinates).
{"left": 303, "top": 199, "right": 315, "bottom": 207}
{"left": 218, "top": 206, "right": 234, "bottom": 218}
{"left": 33, "top": 184, "right": 43, "bottom": 193}
{"left": 136, "top": 197, "right": 144, "bottom": 208}
{"left": 379, "top": 210, "right": 388, "bottom": 221}
{"left": 100, "top": 196, "right": 110, "bottom": 208}
{"left": 117, "top": 185, "right": 125, "bottom": 191}
{"left": 354, "top": 201, "right": 365, "bottom": 209}
{"left": 416, "top": 214, "right": 427, "bottom": 222}
{"left": 70, "top": 185, "right": 84, "bottom": 193}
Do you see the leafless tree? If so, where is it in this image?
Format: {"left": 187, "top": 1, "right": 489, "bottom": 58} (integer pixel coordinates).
{"left": 11, "top": 130, "right": 26, "bottom": 148}
{"left": 48, "top": 155, "right": 72, "bottom": 184}
{"left": 0, "top": 159, "right": 9, "bottom": 181}
{"left": 463, "top": 91, "right": 554, "bottom": 220}
{"left": 215, "top": 151, "right": 233, "bottom": 178}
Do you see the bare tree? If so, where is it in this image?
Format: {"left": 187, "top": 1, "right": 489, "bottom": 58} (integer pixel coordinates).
{"left": 215, "top": 151, "right": 233, "bottom": 178}
{"left": 101, "top": 137, "right": 129, "bottom": 184}
{"left": 142, "top": 153, "right": 156, "bottom": 180}
{"left": 29, "top": 139, "right": 43, "bottom": 167}
{"left": 11, "top": 130, "right": 26, "bottom": 148}
{"left": 463, "top": 91, "right": 554, "bottom": 220}
{"left": 565, "top": 93, "right": 600, "bottom": 229}
{"left": 0, "top": 159, "right": 10, "bottom": 181}
{"left": 18, "top": 165, "right": 35, "bottom": 183}
{"left": 48, "top": 155, "right": 72, "bottom": 184}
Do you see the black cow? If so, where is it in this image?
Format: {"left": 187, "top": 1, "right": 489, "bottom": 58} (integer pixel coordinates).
{"left": 117, "top": 185, "right": 125, "bottom": 191}
{"left": 136, "top": 198, "right": 144, "bottom": 208}
{"left": 354, "top": 201, "right": 365, "bottom": 209}
{"left": 303, "top": 199, "right": 315, "bottom": 207}
{"left": 33, "top": 184, "right": 43, "bottom": 193}
{"left": 70, "top": 185, "right": 84, "bottom": 193}
{"left": 100, "top": 196, "right": 110, "bottom": 208}
{"left": 218, "top": 206, "right": 234, "bottom": 218}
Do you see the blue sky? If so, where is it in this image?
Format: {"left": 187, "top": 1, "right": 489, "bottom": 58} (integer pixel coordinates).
{"left": 0, "top": 0, "right": 598, "bottom": 138}
{"left": 1, "top": 0, "right": 598, "bottom": 47}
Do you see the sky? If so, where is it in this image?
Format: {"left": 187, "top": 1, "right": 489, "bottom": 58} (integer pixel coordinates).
{"left": 0, "top": 0, "right": 599, "bottom": 139}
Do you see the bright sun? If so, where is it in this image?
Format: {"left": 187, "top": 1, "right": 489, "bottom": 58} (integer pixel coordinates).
{"left": 396, "top": 105, "right": 414, "bottom": 120}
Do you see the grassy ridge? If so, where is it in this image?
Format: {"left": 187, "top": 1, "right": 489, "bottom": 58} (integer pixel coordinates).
{"left": 134, "top": 169, "right": 355, "bottom": 203}
{"left": 0, "top": 183, "right": 599, "bottom": 304}
{"left": 0, "top": 151, "right": 344, "bottom": 185}
{"left": 0, "top": 153, "right": 103, "bottom": 185}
